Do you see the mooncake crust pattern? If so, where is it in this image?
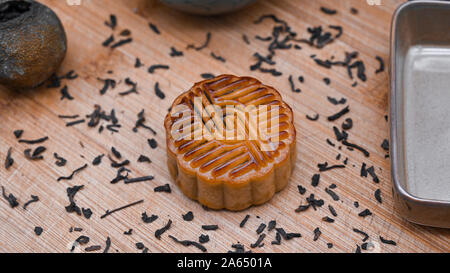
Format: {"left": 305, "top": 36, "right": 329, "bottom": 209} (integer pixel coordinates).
{"left": 165, "top": 74, "right": 296, "bottom": 211}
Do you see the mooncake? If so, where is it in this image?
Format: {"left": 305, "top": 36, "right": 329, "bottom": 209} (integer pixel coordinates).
{"left": 165, "top": 75, "right": 296, "bottom": 211}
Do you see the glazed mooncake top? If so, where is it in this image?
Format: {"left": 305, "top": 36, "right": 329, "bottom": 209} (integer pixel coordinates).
{"left": 165, "top": 74, "right": 296, "bottom": 183}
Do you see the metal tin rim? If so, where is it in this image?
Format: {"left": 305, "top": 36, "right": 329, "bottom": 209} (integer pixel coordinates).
{"left": 390, "top": 0, "right": 450, "bottom": 208}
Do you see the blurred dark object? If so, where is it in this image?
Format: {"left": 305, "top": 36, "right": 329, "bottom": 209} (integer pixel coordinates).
{"left": 0, "top": 0, "right": 67, "bottom": 90}
{"left": 159, "top": 0, "right": 257, "bottom": 15}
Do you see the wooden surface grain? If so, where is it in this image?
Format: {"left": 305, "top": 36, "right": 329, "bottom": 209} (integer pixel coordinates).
{"left": 0, "top": 0, "right": 449, "bottom": 253}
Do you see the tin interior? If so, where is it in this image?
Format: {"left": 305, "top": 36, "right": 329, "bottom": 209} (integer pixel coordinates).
{"left": 394, "top": 2, "right": 450, "bottom": 203}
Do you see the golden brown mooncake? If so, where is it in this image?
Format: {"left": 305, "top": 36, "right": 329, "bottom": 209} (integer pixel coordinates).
{"left": 164, "top": 74, "right": 296, "bottom": 211}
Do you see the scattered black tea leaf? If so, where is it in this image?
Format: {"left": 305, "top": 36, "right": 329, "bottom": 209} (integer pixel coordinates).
{"left": 242, "top": 34, "right": 250, "bottom": 45}
{"left": 111, "top": 147, "right": 121, "bottom": 159}
{"left": 119, "top": 77, "right": 138, "bottom": 96}
{"left": 92, "top": 154, "right": 104, "bottom": 166}
{"left": 199, "top": 234, "right": 209, "bottom": 244}
{"left": 13, "top": 130, "right": 23, "bottom": 139}
{"left": 306, "top": 113, "right": 319, "bottom": 121}
{"left": 187, "top": 32, "right": 211, "bottom": 51}
{"left": 318, "top": 162, "right": 345, "bottom": 172}
{"left": 24, "top": 146, "right": 46, "bottom": 160}
{"left": 124, "top": 229, "right": 133, "bottom": 235}
{"left": 142, "top": 212, "right": 158, "bottom": 224}
{"left": 271, "top": 232, "right": 282, "bottom": 245}
{"left": 349, "top": 60, "right": 367, "bottom": 82}
{"left": 295, "top": 204, "right": 310, "bottom": 213}
{"left": 256, "top": 223, "right": 266, "bottom": 234}
{"left": 255, "top": 35, "right": 272, "bottom": 42}
{"left": 297, "top": 185, "right": 306, "bottom": 195}
{"left": 202, "top": 225, "right": 219, "bottom": 231}
{"left": 343, "top": 140, "right": 370, "bottom": 157}
{"left": 100, "top": 199, "right": 144, "bottom": 219}
{"left": 313, "top": 228, "right": 321, "bottom": 241}
{"left": 311, "top": 174, "right": 320, "bottom": 187}
{"left": 54, "top": 153, "right": 67, "bottom": 167}
{"left": 326, "top": 139, "right": 335, "bottom": 147}
{"left": 82, "top": 208, "right": 93, "bottom": 219}
{"left": 361, "top": 164, "right": 379, "bottom": 183}
{"left": 137, "top": 155, "right": 151, "bottom": 163}
{"left": 57, "top": 164, "right": 88, "bottom": 182}
{"left": 124, "top": 175, "right": 154, "bottom": 184}
{"left": 285, "top": 233, "right": 301, "bottom": 240}
{"left": 328, "top": 205, "right": 337, "bottom": 217}
{"left": 331, "top": 127, "right": 347, "bottom": 142}
{"left": 148, "top": 64, "right": 169, "bottom": 74}
{"left": 374, "top": 189, "right": 382, "bottom": 204}
{"left": 321, "top": 7, "right": 337, "bottom": 15}
{"left": 201, "top": 73, "right": 215, "bottom": 79}
{"left": 1, "top": 186, "right": 19, "bottom": 208}
{"left": 183, "top": 211, "right": 194, "bottom": 221}
{"left": 135, "top": 57, "right": 143, "bottom": 68}
{"left": 380, "top": 236, "right": 397, "bottom": 246}
{"left": 353, "top": 228, "right": 369, "bottom": 242}
{"left": 34, "top": 226, "right": 43, "bottom": 236}
{"left": 102, "top": 35, "right": 114, "bottom": 47}
{"left": 60, "top": 85, "right": 74, "bottom": 101}
{"left": 19, "top": 136, "right": 49, "bottom": 145}
{"left": 109, "top": 157, "right": 130, "bottom": 168}
{"left": 325, "top": 188, "right": 340, "bottom": 201}
{"left": 155, "top": 220, "right": 172, "bottom": 239}
{"left": 148, "top": 138, "right": 158, "bottom": 149}
{"left": 240, "top": 215, "right": 250, "bottom": 228}
{"left": 136, "top": 242, "right": 145, "bottom": 250}
{"left": 65, "top": 185, "right": 84, "bottom": 216}
{"left": 133, "top": 110, "right": 157, "bottom": 135}
{"left": 23, "top": 195, "right": 39, "bottom": 210}
{"left": 85, "top": 245, "right": 101, "bottom": 252}
{"left": 267, "top": 220, "right": 276, "bottom": 232}
{"left": 154, "top": 82, "right": 165, "bottom": 99}
{"left": 65, "top": 119, "right": 85, "bottom": 127}
{"left": 149, "top": 23, "right": 160, "bottom": 34}
{"left": 327, "top": 96, "right": 346, "bottom": 105}
{"left": 250, "top": 234, "right": 266, "bottom": 248}
{"left": 375, "top": 56, "right": 385, "bottom": 74}
{"left": 170, "top": 46, "right": 183, "bottom": 57}
{"left": 111, "top": 38, "right": 133, "bottom": 49}
{"left": 306, "top": 194, "right": 324, "bottom": 210}
{"left": 358, "top": 209, "right": 373, "bottom": 218}
{"left": 169, "top": 235, "right": 207, "bottom": 252}
{"left": 342, "top": 118, "right": 353, "bottom": 130}
{"left": 4, "top": 148, "right": 13, "bottom": 169}
{"left": 97, "top": 78, "right": 116, "bottom": 95}
{"left": 119, "top": 29, "right": 131, "bottom": 36}
{"left": 381, "top": 139, "right": 389, "bottom": 151}
{"left": 110, "top": 166, "right": 130, "bottom": 184}
{"left": 76, "top": 236, "right": 90, "bottom": 247}
{"left": 210, "top": 52, "right": 226, "bottom": 63}
{"left": 105, "top": 14, "right": 117, "bottom": 30}
{"left": 328, "top": 106, "right": 350, "bottom": 121}
{"left": 288, "top": 75, "right": 301, "bottom": 93}
{"left": 154, "top": 184, "right": 171, "bottom": 193}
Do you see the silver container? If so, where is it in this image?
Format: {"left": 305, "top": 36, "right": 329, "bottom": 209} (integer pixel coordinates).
{"left": 391, "top": 0, "right": 450, "bottom": 228}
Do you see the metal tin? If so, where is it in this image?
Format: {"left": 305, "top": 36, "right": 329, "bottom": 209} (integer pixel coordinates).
{"left": 390, "top": 0, "right": 450, "bottom": 228}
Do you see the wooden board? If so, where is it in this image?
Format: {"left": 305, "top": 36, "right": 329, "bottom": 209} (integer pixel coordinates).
{"left": 0, "top": 0, "right": 449, "bottom": 253}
